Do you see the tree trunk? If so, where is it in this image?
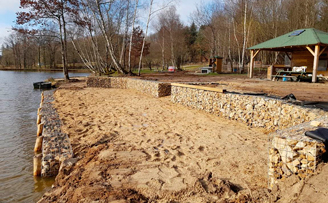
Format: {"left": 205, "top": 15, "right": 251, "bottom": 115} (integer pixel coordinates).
{"left": 138, "top": 0, "right": 153, "bottom": 76}
{"left": 62, "top": 12, "right": 69, "bottom": 80}
{"left": 58, "top": 18, "right": 69, "bottom": 80}
{"left": 169, "top": 27, "right": 176, "bottom": 67}
{"left": 38, "top": 44, "right": 41, "bottom": 69}
{"left": 228, "top": 21, "right": 233, "bottom": 73}
{"left": 240, "top": 1, "right": 247, "bottom": 74}
{"left": 43, "top": 45, "right": 46, "bottom": 69}
{"left": 233, "top": 20, "right": 241, "bottom": 72}
{"left": 161, "top": 29, "right": 165, "bottom": 71}
{"left": 120, "top": 0, "right": 130, "bottom": 66}
{"left": 128, "top": 0, "right": 139, "bottom": 74}
{"left": 95, "top": 0, "right": 128, "bottom": 74}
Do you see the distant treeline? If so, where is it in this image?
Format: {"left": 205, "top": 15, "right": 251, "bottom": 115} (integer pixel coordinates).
{"left": 1, "top": 0, "right": 328, "bottom": 76}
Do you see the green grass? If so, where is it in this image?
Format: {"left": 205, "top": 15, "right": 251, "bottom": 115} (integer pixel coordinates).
{"left": 132, "top": 69, "right": 156, "bottom": 74}
{"left": 200, "top": 72, "right": 248, "bottom": 77}
{"left": 181, "top": 64, "right": 205, "bottom": 71}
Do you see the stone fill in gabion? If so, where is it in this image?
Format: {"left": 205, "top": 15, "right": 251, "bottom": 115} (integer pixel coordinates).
{"left": 86, "top": 77, "right": 171, "bottom": 97}
{"left": 40, "top": 91, "right": 73, "bottom": 177}
{"left": 171, "top": 85, "right": 327, "bottom": 131}
{"left": 268, "top": 116, "right": 328, "bottom": 188}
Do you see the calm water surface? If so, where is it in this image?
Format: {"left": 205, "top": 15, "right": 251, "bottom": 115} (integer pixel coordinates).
{"left": 0, "top": 71, "right": 89, "bottom": 202}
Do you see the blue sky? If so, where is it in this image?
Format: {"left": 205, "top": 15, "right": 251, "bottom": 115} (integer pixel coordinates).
{"left": 0, "top": 0, "right": 212, "bottom": 48}
{"left": 0, "top": 0, "right": 21, "bottom": 47}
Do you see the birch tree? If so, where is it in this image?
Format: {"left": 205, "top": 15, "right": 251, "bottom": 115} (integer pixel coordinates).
{"left": 138, "top": 0, "right": 153, "bottom": 75}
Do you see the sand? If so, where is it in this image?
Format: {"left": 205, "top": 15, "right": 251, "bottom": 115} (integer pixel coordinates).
{"left": 137, "top": 72, "right": 328, "bottom": 102}
{"left": 39, "top": 81, "right": 328, "bottom": 202}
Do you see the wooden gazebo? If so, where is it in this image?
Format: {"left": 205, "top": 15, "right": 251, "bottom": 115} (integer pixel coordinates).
{"left": 248, "top": 28, "right": 328, "bottom": 82}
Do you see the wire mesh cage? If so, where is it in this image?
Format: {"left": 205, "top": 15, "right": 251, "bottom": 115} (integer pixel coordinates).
{"left": 268, "top": 135, "right": 325, "bottom": 189}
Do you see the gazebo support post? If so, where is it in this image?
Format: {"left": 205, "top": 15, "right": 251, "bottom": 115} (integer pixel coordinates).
{"left": 307, "top": 45, "right": 327, "bottom": 83}
{"left": 249, "top": 49, "right": 260, "bottom": 78}
{"left": 249, "top": 50, "right": 254, "bottom": 78}
{"left": 312, "top": 45, "right": 320, "bottom": 83}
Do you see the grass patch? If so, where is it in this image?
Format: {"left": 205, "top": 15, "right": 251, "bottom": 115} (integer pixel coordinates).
{"left": 200, "top": 72, "right": 248, "bottom": 77}
{"left": 132, "top": 69, "right": 156, "bottom": 74}
{"left": 182, "top": 64, "right": 206, "bottom": 71}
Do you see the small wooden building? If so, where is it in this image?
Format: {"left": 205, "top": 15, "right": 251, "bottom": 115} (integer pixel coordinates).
{"left": 248, "top": 28, "right": 328, "bottom": 82}
{"left": 209, "top": 56, "right": 223, "bottom": 73}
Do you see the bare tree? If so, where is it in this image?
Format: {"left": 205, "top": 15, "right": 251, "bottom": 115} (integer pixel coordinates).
{"left": 84, "top": 0, "right": 128, "bottom": 74}
{"left": 128, "top": 0, "right": 139, "bottom": 74}
{"left": 138, "top": 0, "right": 154, "bottom": 75}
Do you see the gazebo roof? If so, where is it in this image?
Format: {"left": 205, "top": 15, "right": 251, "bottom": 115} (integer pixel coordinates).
{"left": 248, "top": 28, "right": 328, "bottom": 50}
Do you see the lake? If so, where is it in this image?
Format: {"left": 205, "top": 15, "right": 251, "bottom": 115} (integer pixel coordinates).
{"left": 0, "top": 71, "right": 90, "bottom": 202}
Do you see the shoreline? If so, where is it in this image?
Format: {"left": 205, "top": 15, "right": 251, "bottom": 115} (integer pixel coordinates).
{"left": 0, "top": 68, "right": 91, "bottom": 73}
{"left": 37, "top": 79, "right": 328, "bottom": 202}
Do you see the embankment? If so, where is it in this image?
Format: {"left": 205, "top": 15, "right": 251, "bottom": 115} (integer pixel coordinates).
{"left": 33, "top": 90, "right": 73, "bottom": 177}
{"left": 35, "top": 77, "right": 328, "bottom": 202}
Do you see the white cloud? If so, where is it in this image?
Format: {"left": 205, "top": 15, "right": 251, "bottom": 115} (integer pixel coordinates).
{"left": 0, "top": 0, "right": 20, "bottom": 14}
{"left": 0, "top": 0, "right": 20, "bottom": 48}
{"left": 175, "top": 0, "right": 198, "bottom": 24}
{"left": 0, "top": 24, "right": 14, "bottom": 48}
{"left": 146, "top": 0, "right": 212, "bottom": 27}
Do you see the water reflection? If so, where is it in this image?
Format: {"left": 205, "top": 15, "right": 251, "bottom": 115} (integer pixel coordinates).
{"left": 34, "top": 177, "right": 55, "bottom": 193}
{"left": 0, "top": 71, "right": 89, "bottom": 202}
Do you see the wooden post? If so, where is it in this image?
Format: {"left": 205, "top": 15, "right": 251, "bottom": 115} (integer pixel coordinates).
{"left": 312, "top": 45, "right": 320, "bottom": 83}
{"left": 267, "top": 65, "right": 273, "bottom": 80}
{"left": 33, "top": 154, "right": 42, "bottom": 176}
{"left": 34, "top": 136, "right": 43, "bottom": 153}
{"left": 41, "top": 92, "right": 44, "bottom": 103}
{"left": 249, "top": 49, "right": 261, "bottom": 78}
{"left": 37, "top": 114, "right": 42, "bottom": 124}
{"left": 37, "top": 123, "right": 43, "bottom": 136}
{"left": 249, "top": 50, "right": 254, "bottom": 78}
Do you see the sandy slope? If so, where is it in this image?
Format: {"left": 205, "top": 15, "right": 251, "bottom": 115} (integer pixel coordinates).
{"left": 38, "top": 82, "right": 328, "bottom": 202}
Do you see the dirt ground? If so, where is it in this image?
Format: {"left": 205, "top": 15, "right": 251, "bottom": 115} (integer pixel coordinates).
{"left": 38, "top": 80, "right": 328, "bottom": 203}
{"left": 136, "top": 72, "right": 328, "bottom": 102}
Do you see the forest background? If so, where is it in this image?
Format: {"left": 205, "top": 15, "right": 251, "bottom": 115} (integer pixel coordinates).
{"left": 1, "top": 0, "right": 328, "bottom": 79}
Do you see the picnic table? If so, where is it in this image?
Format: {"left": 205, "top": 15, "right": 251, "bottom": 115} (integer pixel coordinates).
{"left": 272, "top": 70, "right": 313, "bottom": 82}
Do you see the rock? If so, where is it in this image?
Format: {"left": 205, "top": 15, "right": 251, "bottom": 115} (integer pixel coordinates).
{"left": 282, "top": 164, "right": 292, "bottom": 176}
{"left": 270, "top": 154, "right": 280, "bottom": 164}
{"left": 293, "top": 141, "right": 305, "bottom": 150}
{"left": 279, "top": 146, "right": 297, "bottom": 163}
{"left": 310, "top": 121, "right": 321, "bottom": 127}
{"left": 288, "top": 140, "right": 298, "bottom": 146}
{"left": 292, "top": 159, "right": 300, "bottom": 167}
{"left": 307, "top": 154, "right": 315, "bottom": 161}
{"left": 287, "top": 162, "right": 298, "bottom": 173}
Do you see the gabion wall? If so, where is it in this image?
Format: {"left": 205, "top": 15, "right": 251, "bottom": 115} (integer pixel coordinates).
{"left": 86, "top": 77, "right": 171, "bottom": 97}
{"left": 171, "top": 85, "right": 326, "bottom": 131}
{"left": 40, "top": 91, "right": 73, "bottom": 177}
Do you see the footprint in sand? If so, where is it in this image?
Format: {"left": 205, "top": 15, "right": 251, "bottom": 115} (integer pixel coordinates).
{"left": 171, "top": 156, "right": 176, "bottom": 161}
{"left": 177, "top": 150, "right": 185, "bottom": 157}
{"left": 141, "top": 150, "right": 151, "bottom": 161}
{"left": 75, "top": 128, "right": 89, "bottom": 135}
{"left": 198, "top": 146, "right": 205, "bottom": 152}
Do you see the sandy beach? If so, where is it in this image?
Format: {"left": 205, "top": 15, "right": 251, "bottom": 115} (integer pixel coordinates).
{"left": 38, "top": 81, "right": 328, "bottom": 202}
